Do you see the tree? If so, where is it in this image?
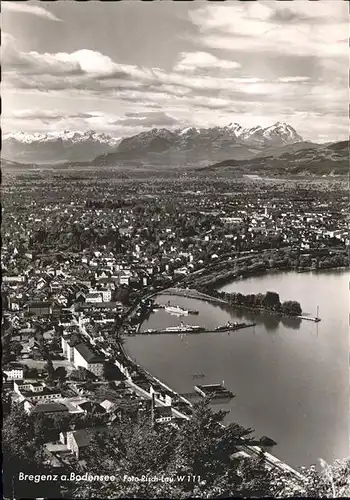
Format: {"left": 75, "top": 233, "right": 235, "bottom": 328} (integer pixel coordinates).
{"left": 2, "top": 404, "right": 48, "bottom": 498}
{"left": 281, "top": 300, "right": 302, "bottom": 316}
{"left": 44, "top": 358, "right": 55, "bottom": 380}
{"left": 71, "top": 399, "right": 275, "bottom": 499}
{"left": 11, "top": 342, "right": 23, "bottom": 356}
{"left": 268, "top": 458, "right": 350, "bottom": 498}
{"left": 55, "top": 365, "right": 67, "bottom": 382}
{"left": 26, "top": 366, "right": 39, "bottom": 378}
{"left": 2, "top": 333, "right": 12, "bottom": 363}
{"left": 103, "top": 361, "right": 125, "bottom": 381}
{"left": 70, "top": 366, "right": 95, "bottom": 381}
{"left": 262, "top": 291, "right": 281, "bottom": 310}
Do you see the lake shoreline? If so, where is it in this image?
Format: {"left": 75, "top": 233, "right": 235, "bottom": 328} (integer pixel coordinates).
{"left": 193, "top": 263, "right": 349, "bottom": 289}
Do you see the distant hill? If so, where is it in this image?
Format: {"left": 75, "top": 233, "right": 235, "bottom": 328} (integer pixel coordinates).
{"left": 251, "top": 141, "right": 321, "bottom": 158}
{"left": 202, "top": 140, "right": 349, "bottom": 176}
{"left": 1, "top": 158, "right": 35, "bottom": 169}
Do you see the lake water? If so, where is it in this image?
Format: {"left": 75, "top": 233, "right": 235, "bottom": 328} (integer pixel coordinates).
{"left": 124, "top": 270, "right": 349, "bottom": 468}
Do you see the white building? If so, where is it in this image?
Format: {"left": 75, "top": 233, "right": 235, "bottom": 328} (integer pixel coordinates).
{"left": 61, "top": 335, "right": 105, "bottom": 377}
{"left": 86, "top": 292, "right": 103, "bottom": 304}
{"left": 3, "top": 365, "right": 24, "bottom": 380}
{"left": 154, "top": 406, "right": 172, "bottom": 424}
{"left": 14, "top": 381, "right": 62, "bottom": 402}
{"left": 100, "top": 288, "right": 112, "bottom": 302}
{"left": 3, "top": 276, "right": 26, "bottom": 284}
{"left": 150, "top": 385, "right": 172, "bottom": 406}
{"left": 73, "top": 344, "right": 105, "bottom": 377}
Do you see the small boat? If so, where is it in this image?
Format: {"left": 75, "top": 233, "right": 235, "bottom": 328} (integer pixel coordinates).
{"left": 215, "top": 321, "right": 238, "bottom": 332}
{"left": 188, "top": 309, "right": 199, "bottom": 315}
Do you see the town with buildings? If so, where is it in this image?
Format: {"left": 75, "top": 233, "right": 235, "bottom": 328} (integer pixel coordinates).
{"left": 2, "top": 168, "right": 349, "bottom": 499}
{"left": 3, "top": 0, "right": 350, "bottom": 496}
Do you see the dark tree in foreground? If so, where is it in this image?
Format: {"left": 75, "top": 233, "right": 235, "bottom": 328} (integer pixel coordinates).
{"left": 71, "top": 400, "right": 274, "bottom": 499}
{"left": 2, "top": 404, "right": 61, "bottom": 498}
{"left": 3, "top": 402, "right": 349, "bottom": 499}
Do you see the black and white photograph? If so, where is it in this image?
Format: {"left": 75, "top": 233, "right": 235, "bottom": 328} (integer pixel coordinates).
{"left": 2, "top": 0, "right": 349, "bottom": 498}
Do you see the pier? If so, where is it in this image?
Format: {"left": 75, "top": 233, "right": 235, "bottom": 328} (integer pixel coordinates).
{"left": 195, "top": 383, "right": 234, "bottom": 399}
{"left": 298, "top": 305, "right": 321, "bottom": 322}
{"left": 163, "top": 287, "right": 228, "bottom": 304}
{"left": 298, "top": 315, "right": 321, "bottom": 323}
{"left": 138, "top": 322, "right": 256, "bottom": 335}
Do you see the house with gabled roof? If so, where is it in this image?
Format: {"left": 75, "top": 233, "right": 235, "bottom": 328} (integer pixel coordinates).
{"left": 65, "top": 341, "right": 106, "bottom": 377}
{"left": 62, "top": 427, "right": 109, "bottom": 459}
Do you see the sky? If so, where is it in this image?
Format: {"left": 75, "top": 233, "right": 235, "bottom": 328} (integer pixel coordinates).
{"left": 2, "top": 0, "right": 349, "bottom": 142}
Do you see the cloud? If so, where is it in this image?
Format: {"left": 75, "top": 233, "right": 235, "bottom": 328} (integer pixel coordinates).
{"left": 188, "top": 2, "right": 348, "bottom": 58}
{"left": 2, "top": 42, "right": 267, "bottom": 97}
{"left": 277, "top": 76, "right": 311, "bottom": 83}
{"left": 111, "top": 111, "right": 179, "bottom": 128}
{"left": 2, "top": 1, "right": 348, "bottom": 144}
{"left": 3, "top": 109, "right": 181, "bottom": 133}
{"left": 2, "top": 2, "right": 61, "bottom": 21}
{"left": 3, "top": 46, "right": 125, "bottom": 77}
{"left": 6, "top": 109, "right": 98, "bottom": 121}
{"left": 174, "top": 51, "right": 240, "bottom": 72}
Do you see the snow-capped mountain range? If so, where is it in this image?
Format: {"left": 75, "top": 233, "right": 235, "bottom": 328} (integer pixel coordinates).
{"left": 3, "top": 130, "right": 122, "bottom": 145}
{"left": 225, "top": 121, "right": 302, "bottom": 145}
{"left": 95, "top": 121, "right": 303, "bottom": 165}
{"left": 2, "top": 122, "right": 303, "bottom": 164}
{"left": 2, "top": 130, "right": 122, "bottom": 164}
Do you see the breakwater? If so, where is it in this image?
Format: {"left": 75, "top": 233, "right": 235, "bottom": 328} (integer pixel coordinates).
{"left": 138, "top": 322, "right": 256, "bottom": 335}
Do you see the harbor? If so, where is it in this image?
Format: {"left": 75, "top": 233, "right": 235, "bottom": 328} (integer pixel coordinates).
{"left": 126, "top": 270, "right": 349, "bottom": 468}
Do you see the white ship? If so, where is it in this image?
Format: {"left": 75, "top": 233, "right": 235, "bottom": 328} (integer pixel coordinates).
{"left": 165, "top": 322, "right": 203, "bottom": 333}
{"left": 165, "top": 304, "right": 189, "bottom": 316}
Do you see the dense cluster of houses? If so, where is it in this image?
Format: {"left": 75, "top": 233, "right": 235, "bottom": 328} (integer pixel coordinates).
{"left": 2, "top": 175, "right": 348, "bottom": 468}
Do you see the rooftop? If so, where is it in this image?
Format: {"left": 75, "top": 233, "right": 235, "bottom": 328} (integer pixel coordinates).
{"left": 31, "top": 402, "right": 69, "bottom": 413}
{"left": 74, "top": 342, "right": 105, "bottom": 364}
{"left": 154, "top": 406, "right": 172, "bottom": 417}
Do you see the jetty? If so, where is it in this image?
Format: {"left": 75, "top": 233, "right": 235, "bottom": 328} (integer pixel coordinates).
{"left": 298, "top": 305, "right": 321, "bottom": 323}
{"left": 298, "top": 315, "right": 321, "bottom": 323}
{"left": 140, "top": 321, "right": 255, "bottom": 335}
{"left": 195, "top": 383, "right": 234, "bottom": 399}
{"left": 215, "top": 321, "right": 256, "bottom": 333}
{"left": 163, "top": 287, "right": 227, "bottom": 304}
{"left": 143, "top": 326, "right": 203, "bottom": 334}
